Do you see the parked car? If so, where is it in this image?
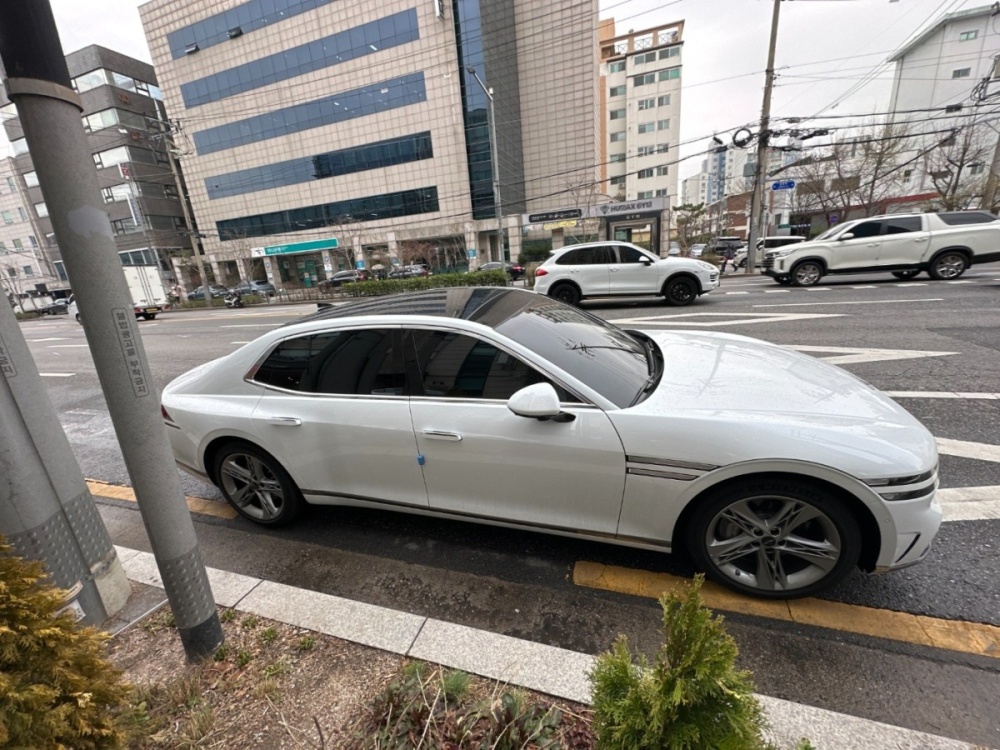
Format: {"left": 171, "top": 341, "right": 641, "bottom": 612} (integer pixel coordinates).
{"left": 705, "top": 236, "right": 744, "bottom": 257}
{"left": 231, "top": 279, "right": 276, "bottom": 297}
{"left": 188, "top": 284, "right": 229, "bottom": 300}
{"left": 480, "top": 261, "right": 526, "bottom": 280}
{"left": 735, "top": 236, "right": 806, "bottom": 269}
{"left": 388, "top": 265, "right": 430, "bottom": 279}
{"left": 763, "top": 211, "right": 1000, "bottom": 286}
{"left": 532, "top": 240, "right": 719, "bottom": 306}
{"left": 689, "top": 244, "right": 706, "bottom": 258}
{"left": 39, "top": 298, "right": 70, "bottom": 315}
{"left": 161, "top": 287, "right": 941, "bottom": 599}
{"left": 319, "top": 270, "right": 364, "bottom": 290}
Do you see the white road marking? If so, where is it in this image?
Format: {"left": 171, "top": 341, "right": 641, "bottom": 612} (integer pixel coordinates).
{"left": 897, "top": 283, "right": 927, "bottom": 287}
{"left": 945, "top": 280, "right": 972, "bottom": 284}
{"left": 230, "top": 341, "right": 251, "bottom": 344}
{"left": 886, "top": 392, "right": 999, "bottom": 400}
{"left": 937, "top": 438, "right": 1000, "bottom": 464}
{"left": 939, "top": 486, "right": 1000, "bottom": 522}
{"left": 754, "top": 298, "right": 943, "bottom": 308}
{"left": 29, "top": 337, "right": 68, "bottom": 342}
{"left": 850, "top": 286, "right": 877, "bottom": 289}
{"left": 805, "top": 287, "right": 832, "bottom": 291}
{"left": 39, "top": 372, "right": 75, "bottom": 377}
{"left": 724, "top": 291, "right": 750, "bottom": 295}
{"left": 785, "top": 345, "right": 957, "bottom": 365}
{"left": 620, "top": 312, "right": 847, "bottom": 327}
{"left": 763, "top": 289, "right": 790, "bottom": 293}
{"left": 48, "top": 344, "right": 89, "bottom": 348}
{"left": 219, "top": 323, "right": 284, "bottom": 328}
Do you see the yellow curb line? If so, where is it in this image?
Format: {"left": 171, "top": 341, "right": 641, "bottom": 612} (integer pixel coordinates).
{"left": 86, "top": 480, "right": 238, "bottom": 520}
{"left": 573, "top": 561, "right": 1000, "bottom": 660}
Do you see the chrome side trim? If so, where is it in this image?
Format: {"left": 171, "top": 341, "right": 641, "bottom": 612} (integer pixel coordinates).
{"left": 175, "top": 459, "right": 210, "bottom": 482}
{"left": 626, "top": 455, "right": 719, "bottom": 472}
{"left": 627, "top": 467, "right": 698, "bottom": 481}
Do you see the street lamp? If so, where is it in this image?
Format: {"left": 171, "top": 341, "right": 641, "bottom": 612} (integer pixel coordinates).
{"left": 466, "top": 66, "right": 505, "bottom": 264}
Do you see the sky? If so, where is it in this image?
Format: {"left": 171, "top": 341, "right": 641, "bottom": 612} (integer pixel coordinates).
{"left": 7, "top": 0, "right": 992, "bottom": 181}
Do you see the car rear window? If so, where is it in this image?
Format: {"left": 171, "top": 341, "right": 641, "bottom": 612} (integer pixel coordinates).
{"left": 937, "top": 211, "right": 997, "bottom": 225}
{"left": 556, "top": 247, "right": 614, "bottom": 264}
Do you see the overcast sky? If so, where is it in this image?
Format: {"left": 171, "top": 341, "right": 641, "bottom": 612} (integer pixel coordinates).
{"left": 12, "top": 0, "right": 990, "bottom": 181}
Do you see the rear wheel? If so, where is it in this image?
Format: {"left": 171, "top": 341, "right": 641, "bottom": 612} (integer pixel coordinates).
{"left": 140, "top": 313, "right": 157, "bottom": 320}
{"left": 549, "top": 283, "right": 581, "bottom": 306}
{"left": 891, "top": 269, "right": 920, "bottom": 280}
{"left": 688, "top": 478, "right": 862, "bottom": 599}
{"left": 213, "top": 443, "right": 303, "bottom": 526}
{"left": 791, "top": 261, "right": 823, "bottom": 287}
{"left": 928, "top": 252, "right": 968, "bottom": 280}
{"left": 663, "top": 276, "right": 698, "bottom": 306}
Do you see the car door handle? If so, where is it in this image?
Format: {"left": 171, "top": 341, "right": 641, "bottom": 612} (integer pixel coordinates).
{"left": 266, "top": 416, "right": 302, "bottom": 426}
{"left": 610, "top": 267, "right": 619, "bottom": 272}
{"left": 421, "top": 430, "right": 463, "bottom": 441}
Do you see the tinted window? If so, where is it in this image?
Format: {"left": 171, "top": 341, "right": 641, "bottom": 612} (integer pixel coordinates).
{"left": 408, "top": 330, "right": 558, "bottom": 400}
{"left": 937, "top": 211, "right": 997, "bottom": 225}
{"left": 555, "top": 247, "right": 613, "bottom": 265}
{"left": 847, "top": 221, "right": 882, "bottom": 239}
{"left": 254, "top": 329, "right": 404, "bottom": 395}
{"left": 883, "top": 217, "right": 922, "bottom": 234}
{"left": 618, "top": 245, "right": 649, "bottom": 263}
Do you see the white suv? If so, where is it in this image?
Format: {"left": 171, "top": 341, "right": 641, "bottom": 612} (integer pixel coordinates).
{"left": 533, "top": 241, "right": 720, "bottom": 306}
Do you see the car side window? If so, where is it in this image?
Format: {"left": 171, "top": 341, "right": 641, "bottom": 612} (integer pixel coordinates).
{"left": 406, "top": 330, "right": 576, "bottom": 401}
{"left": 883, "top": 217, "right": 922, "bottom": 234}
{"left": 846, "top": 221, "right": 882, "bottom": 239}
{"left": 254, "top": 329, "right": 405, "bottom": 395}
{"left": 556, "top": 249, "right": 584, "bottom": 265}
{"left": 618, "top": 245, "right": 648, "bottom": 263}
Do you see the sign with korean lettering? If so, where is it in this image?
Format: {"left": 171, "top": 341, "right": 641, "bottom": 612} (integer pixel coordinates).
{"left": 113, "top": 309, "right": 150, "bottom": 397}
{"left": 0, "top": 329, "right": 15, "bottom": 378}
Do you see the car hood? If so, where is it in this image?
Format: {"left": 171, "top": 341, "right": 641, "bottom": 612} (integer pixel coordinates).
{"left": 657, "top": 257, "right": 713, "bottom": 271}
{"left": 610, "top": 330, "right": 937, "bottom": 478}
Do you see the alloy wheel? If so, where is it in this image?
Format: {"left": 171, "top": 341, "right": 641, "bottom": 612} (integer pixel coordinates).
{"left": 931, "top": 253, "right": 966, "bottom": 280}
{"left": 792, "top": 263, "right": 822, "bottom": 286}
{"left": 219, "top": 452, "right": 286, "bottom": 522}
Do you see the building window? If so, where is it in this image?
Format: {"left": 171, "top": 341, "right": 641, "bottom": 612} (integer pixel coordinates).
{"left": 959, "top": 30, "right": 978, "bottom": 41}
{"left": 111, "top": 217, "right": 140, "bottom": 235}
{"left": 608, "top": 61, "right": 625, "bottom": 73}
{"left": 216, "top": 186, "right": 440, "bottom": 239}
{"left": 655, "top": 189, "right": 668, "bottom": 197}
{"left": 656, "top": 143, "right": 669, "bottom": 153}
{"left": 610, "top": 109, "right": 626, "bottom": 120}
{"left": 92, "top": 145, "right": 152, "bottom": 169}
{"left": 2, "top": 210, "right": 13, "bottom": 224}
{"left": 23, "top": 266, "right": 33, "bottom": 277}
{"left": 610, "top": 176, "right": 626, "bottom": 186}
{"left": 13, "top": 239, "right": 23, "bottom": 250}
{"left": 637, "top": 122, "right": 655, "bottom": 134}
{"left": 658, "top": 47, "right": 680, "bottom": 59}
{"left": 657, "top": 119, "right": 671, "bottom": 130}
{"left": 11, "top": 138, "right": 29, "bottom": 156}
{"left": 952, "top": 68, "right": 971, "bottom": 78}
{"left": 656, "top": 166, "right": 669, "bottom": 176}
{"left": 23, "top": 171, "right": 38, "bottom": 188}
{"left": 658, "top": 67, "right": 681, "bottom": 81}
{"left": 609, "top": 85, "right": 626, "bottom": 97}
{"left": 632, "top": 73, "right": 655, "bottom": 86}
{"left": 28, "top": 235, "right": 37, "bottom": 247}
{"left": 101, "top": 184, "right": 133, "bottom": 204}
{"left": 610, "top": 132, "right": 626, "bottom": 142}
{"left": 970, "top": 163, "right": 985, "bottom": 175}
{"left": 180, "top": 10, "right": 419, "bottom": 108}
{"left": 637, "top": 145, "right": 655, "bottom": 157}
{"left": 17, "top": 207, "right": 26, "bottom": 221}
{"left": 633, "top": 51, "right": 656, "bottom": 64}
{"left": 82, "top": 108, "right": 147, "bottom": 133}
{"left": 54, "top": 261, "right": 68, "bottom": 281}
{"left": 5, "top": 177, "right": 14, "bottom": 192}
{"left": 609, "top": 153, "right": 626, "bottom": 163}
{"left": 637, "top": 98, "right": 655, "bottom": 110}
{"left": 637, "top": 191, "right": 654, "bottom": 199}
{"left": 657, "top": 95, "right": 671, "bottom": 107}
{"left": 637, "top": 169, "right": 654, "bottom": 179}
{"left": 0, "top": 241, "right": 7, "bottom": 254}
{"left": 193, "top": 72, "right": 427, "bottom": 155}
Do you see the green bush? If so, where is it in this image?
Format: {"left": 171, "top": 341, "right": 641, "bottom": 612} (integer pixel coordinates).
{"left": 0, "top": 537, "right": 130, "bottom": 749}
{"left": 343, "top": 270, "right": 509, "bottom": 297}
{"left": 520, "top": 239, "right": 553, "bottom": 263}
{"left": 589, "top": 576, "right": 768, "bottom": 750}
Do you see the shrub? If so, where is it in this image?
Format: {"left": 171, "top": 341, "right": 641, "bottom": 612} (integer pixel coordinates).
{"left": 589, "top": 576, "right": 767, "bottom": 750}
{"left": 343, "top": 270, "right": 509, "bottom": 297}
{"left": 0, "top": 537, "right": 130, "bottom": 749}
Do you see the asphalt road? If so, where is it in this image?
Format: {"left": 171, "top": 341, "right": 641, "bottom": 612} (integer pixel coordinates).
{"left": 17, "top": 266, "right": 1000, "bottom": 746}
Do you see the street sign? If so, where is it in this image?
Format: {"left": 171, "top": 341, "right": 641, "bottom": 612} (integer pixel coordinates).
{"left": 255, "top": 237, "right": 339, "bottom": 257}
{"left": 771, "top": 180, "right": 795, "bottom": 191}
{"left": 829, "top": 214, "right": 839, "bottom": 224}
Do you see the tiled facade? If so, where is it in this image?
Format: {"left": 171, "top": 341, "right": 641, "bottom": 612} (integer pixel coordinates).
{"left": 139, "top": 0, "right": 600, "bottom": 280}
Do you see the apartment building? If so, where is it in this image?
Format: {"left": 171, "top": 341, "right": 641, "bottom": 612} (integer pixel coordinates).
{"left": 0, "top": 45, "right": 191, "bottom": 294}
{"left": 138, "top": 0, "right": 600, "bottom": 284}
{"left": 0, "top": 157, "right": 57, "bottom": 310}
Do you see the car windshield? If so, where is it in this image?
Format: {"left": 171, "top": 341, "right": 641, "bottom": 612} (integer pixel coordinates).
{"left": 813, "top": 223, "right": 854, "bottom": 241}
{"left": 495, "top": 298, "right": 652, "bottom": 408}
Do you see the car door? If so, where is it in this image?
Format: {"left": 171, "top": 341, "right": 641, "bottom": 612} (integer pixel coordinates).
{"left": 828, "top": 219, "right": 883, "bottom": 271}
{"left": 609, "top": 245, "right": 658, "bottom": 294}
{"left": 249, "top": 327, "right": 429, "bottom": 508}
{"left": 555, "top": 246, "right": 611, "bottom": 296}
{"left": 404, "top": 327, "right": 627, "bottom": 534}
{"left": 875, "top": 216, "right": 929, "bottom": 267}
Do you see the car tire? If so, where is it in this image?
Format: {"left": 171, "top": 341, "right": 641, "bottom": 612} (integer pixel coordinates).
{"left": 791, "top": 261, "right": 823, "bottom": 287}
{"left": 928, "top": 251, "right": 968, "bottom": 280}
{"left": 687, "top": 477, "right": 862, "bottom": 599}
{"left": 549, "top": 283, "right": 581, "bottom": 306}
{"left": 140, "top": 313, "right": 157, "bottom": 320}
{"left": 663, "top": 276, "right": 698, "bottom": 306}
{"left": 75, "top": 313, "right": 82, "bottom": 325}
{"left": 892, "top": 270, "right": 921, "bottom": 280}
{"left": 213, "top": 442, "right": 304, "bottom": 526}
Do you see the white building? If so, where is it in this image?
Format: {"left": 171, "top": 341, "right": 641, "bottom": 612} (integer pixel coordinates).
{"left": 0, "top": 157, "right": 59, "bottom": 311}
{"left": 681, "top": 172, "right": 707, "bottom": 206}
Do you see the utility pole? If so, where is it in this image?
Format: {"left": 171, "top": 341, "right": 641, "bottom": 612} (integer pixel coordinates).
{"left": 0, "top": 1, "right": 223, "bottom": 659}
{"left": 468, "top": 67, "right": 505, "bottom": 264}
{"left": 746, "top": 0, "right": 782, "bottom": 273}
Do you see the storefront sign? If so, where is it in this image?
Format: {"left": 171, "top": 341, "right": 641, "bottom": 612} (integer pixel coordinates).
{"left": 542, "top": 220, "right": 579, "bottom": 230}
{"left": 585, "top": 197, "right": 668, "bottom": 218}
{"left": 529, "top": 208, "right": 582, "bottom": 223}
{"left": 252, "top": 237, "right": 339, "bottom": 257}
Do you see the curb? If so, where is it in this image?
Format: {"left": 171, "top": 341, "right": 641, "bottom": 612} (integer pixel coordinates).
{"left": 114, "top": 546, "right": 975, "bottom": 750}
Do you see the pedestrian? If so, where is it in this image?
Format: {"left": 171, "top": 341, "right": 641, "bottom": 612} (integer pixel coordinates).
{"left": 721, "top": 244, "right": 736, "bottom": 273}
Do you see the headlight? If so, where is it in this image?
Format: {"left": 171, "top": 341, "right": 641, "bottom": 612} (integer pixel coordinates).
{"left": 771, "top": 249, "right": 795, "bottom": 258}
{"left": 696, "top": 261, "right": 716, "bottom": 272}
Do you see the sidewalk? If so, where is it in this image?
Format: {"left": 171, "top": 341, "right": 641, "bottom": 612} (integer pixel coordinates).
{"left": 112, "top": 545, "right": 976, "bottom": 750}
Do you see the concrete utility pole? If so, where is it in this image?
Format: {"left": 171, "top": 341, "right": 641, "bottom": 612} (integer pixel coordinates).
{"left": 0, "top": 2, "right": 223, "bottom": 659}
{"left": 468, "top": 67, "right": 506, "bottom": 264}
{"left": 0, "top": 301, "right": 131, "bottom": 625}
{"left": 746, "top": 0, "right": 782, "bottom": 272}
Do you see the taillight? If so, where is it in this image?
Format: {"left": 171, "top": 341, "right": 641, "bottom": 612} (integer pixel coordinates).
{"left": 161, "top": 404, "right": 173, "bottom": 422}
{"left": 535, "top": 268, "right": 548, "bottom": 277}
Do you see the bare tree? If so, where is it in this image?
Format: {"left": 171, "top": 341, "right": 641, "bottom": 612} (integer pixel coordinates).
{"left": 0, "top": 264, "right": 40, "bottom": 312}
{"left": 673, "top": 203, "right": 710, "bottom": 255}
{"left": 563, "top": 180, "right": 603, "bottom": 244}
{"left": 923, "top": 125, "right": 991, "bottom": 211}
{"left": 223, "top": 229, "right": 264, "bottom": 283}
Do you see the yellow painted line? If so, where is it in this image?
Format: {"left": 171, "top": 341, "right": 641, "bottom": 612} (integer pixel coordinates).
{"left": 86, "top": 480, "right": 238, "bottom": 520}
{"left": 573, "top": 561, "right": 1000, "bottom": 660}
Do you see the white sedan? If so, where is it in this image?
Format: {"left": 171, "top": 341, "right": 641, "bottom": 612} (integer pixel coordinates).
{"left": 162, "top": 287, "right": 941, "bottom": 599}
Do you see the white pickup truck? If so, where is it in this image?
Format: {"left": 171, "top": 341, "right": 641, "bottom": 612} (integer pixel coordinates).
{"left": 762, "top": 211, "right": 1000, "bottom": 286}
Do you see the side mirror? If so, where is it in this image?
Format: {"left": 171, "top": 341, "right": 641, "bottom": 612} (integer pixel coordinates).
{"left": 641, "top": 257, "right": 653, "bottom": 265}
{"left": 507, "top": 383, "right": 574, "bottom": 422}
{"left": 838, "top": 233, "right": 854, "bottom": 241}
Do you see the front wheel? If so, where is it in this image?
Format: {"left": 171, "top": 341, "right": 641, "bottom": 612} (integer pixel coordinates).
{"left": 663, "top": 276, "right": 698, "bottom": 306}
{"left": 549, "top": 283, "right": 581, "bottom": 306}
{"left": 928, "top": 252, "right": 968, "bottom": 280}
{"left": 892, "top": 270, "right": 920, "bottom": 280}
{"left": 688, "top": 478, "right": 861, "bottom": 599}
{"left": 791, "top": 261, "right": 823, "bottom": 287}
{"left": 213, "top": 443, "right": 303, "bottom": 526}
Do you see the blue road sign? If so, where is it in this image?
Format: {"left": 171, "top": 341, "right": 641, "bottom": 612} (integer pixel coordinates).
{"left": 771, "top": 180, "right": 795, "bottom": 191}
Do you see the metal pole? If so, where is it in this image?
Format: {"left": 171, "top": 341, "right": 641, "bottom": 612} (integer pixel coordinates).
{"left": 0, "top": 1, "right": 223, "bottom": 659}
{"left": 980, "top": 132, "right": 1000, "bottom": 211}
{"left": 746, "top": 0, "right": 781, "bottom": 273}
{"left": 0, "top": 300, "right": 131, "bottom": 625}
{"left": 468, "top": 68, "right": 505, "bottom": 264}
